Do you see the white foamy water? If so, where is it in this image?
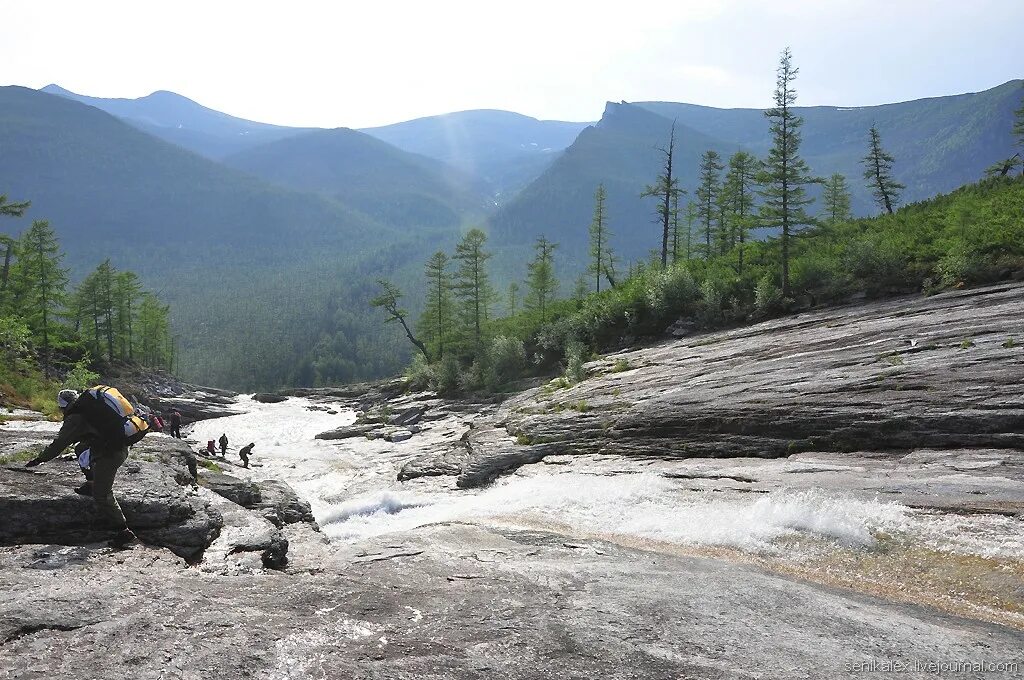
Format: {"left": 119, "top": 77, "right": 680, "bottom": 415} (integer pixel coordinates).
{"left": 187, "top": 397, "right": 1024, "bottom": 560}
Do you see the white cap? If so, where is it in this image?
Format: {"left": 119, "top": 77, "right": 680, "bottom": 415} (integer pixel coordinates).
{"left": 57, "top": 389, "right": 79, "bottom": 409}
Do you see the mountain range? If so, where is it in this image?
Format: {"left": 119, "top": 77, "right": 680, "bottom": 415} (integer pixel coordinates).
{"left": 491, "top": 80, "right": 1024, "bottom": 266}
{"left": 2, "top": 79, "right": 1021, "bottom": 388}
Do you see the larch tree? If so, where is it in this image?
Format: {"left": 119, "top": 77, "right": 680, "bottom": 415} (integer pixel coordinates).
{"left": 525, "top": 236, "right": 558, "bottom": 323}
{"left": 1014, "top": 90, "right": 1024, "bottom": 174}
{"left": 452, "top": 228, "right": 496, "bottom": 348}
{"left": 696, "top": 150, "right": 724, "bottom": 257}
{"left": 862, "top": 125, "right": 904, "bottom": 214}
{"left": 370, "top": 279, "right": 429, "bottom": 361}
{"left": 821, "top": 173, "right": 852, "bottom": 226}
{"left": 641, "top": 122, "right": 679, "bottom": 267}
{"left": 507, "top": 282, "right": 520, "bottom": 316}
{"left": 588, "top": 184, "right": 615, "bottom": 292}
{"left": 723, "top": 151, "right": 759, "bottom": 274}
{"left": 14, "top": 220, "right": 68, "bottom": 377}
{"left": 757, "top": 47, "right": 817, "bottom": 298}
{"left": 114, "top": 270, "right": 142, "bottom": 361}
{"left": 416, "top": 251, "right": 453, "bottom": 361}
{"left": 0, "top": 194, "right": 29, "bottom": 307}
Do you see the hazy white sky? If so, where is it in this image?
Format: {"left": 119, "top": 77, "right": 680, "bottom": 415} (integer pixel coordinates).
{"left": 4, "top": 0, "right": 1022, "bottom": 128}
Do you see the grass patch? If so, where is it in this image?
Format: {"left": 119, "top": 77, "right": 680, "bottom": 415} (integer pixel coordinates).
{"left": 198, "top": 459, "right": 222, "bottom": 473}
{"left": 1002, "top": 337, "right": 1018, "bottom": 348}
{"left": 0, "top": 448, "right": 39, "bottom": 465}
{"left": 959, "top": 338, "right": 975, "bottom": 349}
{"left": 611, "top": 358, "right": 631, "bottom": 373}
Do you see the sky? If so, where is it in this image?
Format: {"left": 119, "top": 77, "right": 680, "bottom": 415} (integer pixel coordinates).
{"left": 4, "top": 0, "right": 1023, "bottom": 128}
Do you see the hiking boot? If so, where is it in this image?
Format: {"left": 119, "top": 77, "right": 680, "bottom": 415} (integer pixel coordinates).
{"left": 73, "top": 482, "right": 93, "bottom": 497}
{"left": 108, "top": 529, "right": 140, "bottom": 550}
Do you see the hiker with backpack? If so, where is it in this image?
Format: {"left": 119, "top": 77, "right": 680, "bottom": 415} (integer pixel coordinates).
{"left": 169, "top": 409, "right": 182, "bottom": 439}
{"left": 218, "top": 433, "right": 229, "bottom": 457}
{"left": 238, "top": 442, "right": 255, "bottom": 469}
{"left": 25, "top": 387, "right": 149, "bottom": 549}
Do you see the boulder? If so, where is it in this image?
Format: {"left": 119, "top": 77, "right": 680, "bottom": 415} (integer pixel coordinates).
{"left": 199, "top": 471, "right": 262, "bottom": 506}
{"left": 199, "top": 471, "right": 316, "bottom": 529}
{"left": 252, "top": 393, "right": 288, "bottom": 404}
{"left": 0, "top": 440, "right": 222, "bottom": 561}
{"left": 385, "top": 429, "right": 414, "bottom": 443}
{"left": 315, "top": 423, "right": 377, "bottom": 440}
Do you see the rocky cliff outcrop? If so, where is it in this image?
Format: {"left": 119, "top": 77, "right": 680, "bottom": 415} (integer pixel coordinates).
{"left": 396, "top": 284, "right": 1024, "bottom": 487}
{"left": 0, "top": 437, "right": 220, "bottom": 560}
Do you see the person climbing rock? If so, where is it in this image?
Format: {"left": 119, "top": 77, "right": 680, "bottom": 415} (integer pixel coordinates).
{"left": 169, "top": 409, "right": 182, "bottom": 439}
{"left": 218, "top": 433, "right": 229, "bottom": 457}
{"left": 25, "top": 389, "right": 140, "bottom": 549}
{"left": 238, "top": 442, "right": 255, "bottom": 469}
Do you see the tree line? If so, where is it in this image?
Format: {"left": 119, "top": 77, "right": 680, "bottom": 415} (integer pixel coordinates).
{"left": 372, "top": 52, "right": 1024, "bottom": 393}
{"left": 0, "top": 196, "right": 174, "bottom": 379}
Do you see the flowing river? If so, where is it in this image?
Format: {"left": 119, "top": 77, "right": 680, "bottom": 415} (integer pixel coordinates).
{"left": 189, "top": 395, "right": 1024, "bottom": 607}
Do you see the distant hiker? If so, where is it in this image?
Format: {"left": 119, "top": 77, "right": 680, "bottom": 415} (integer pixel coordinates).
{"left": 170, "top": 409, "right": 182, "bottom": 439}
{"left": 218, "top": 433, "right": 229, "bottom": 456}
{"left": 207, "top": 440, "right": 216, "bottom": 455}
{"left": 238, "top": 442, "right": 254, "bottom": 469}
{"left": 154, "top": 414, "right": 165, "bottom": 432}
{"left": 25, "top": 389, "right": 142, "bottom": 549}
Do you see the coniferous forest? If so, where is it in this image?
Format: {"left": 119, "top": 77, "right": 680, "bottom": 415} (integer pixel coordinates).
{"left": 0, "top": 195, "right": 172, "bottom": 411}
{"left": 1, "top": 49, "right": 1021, "bottom": 391}
{"left": 375, "top": 50, "right": 1024, "bottom": 395}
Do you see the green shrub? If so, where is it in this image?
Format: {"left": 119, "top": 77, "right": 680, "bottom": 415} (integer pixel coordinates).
{"left": 754, "top": 275, "right": 783, "bottom": 317}
{"left": 434, "top": 354, "right": 462, "bottom": 394}
{"left": 61, "top": 356, "right": 101, "bottom": 392}
{"left": 485, "top": 335, "right": 526, "bottom": 390}
{"left": 564, "top": 340, "right": 587, "bottom": 384}
{"left": 936, "top": 245, "right": 986, "bottom": 289}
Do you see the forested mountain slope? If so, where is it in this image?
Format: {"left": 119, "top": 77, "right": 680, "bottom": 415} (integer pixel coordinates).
{"left": 224, "top": 128, "right": 490, "bottom": 229}
{"left": 490, "top": 80, "right": 1024, "bottom": 268}
{"left": 361, "top": 109, "right": 591, "bottom": 198}
{"left": 0, "top": 86, "right": 437, "bottom": 389}
{"left": 41, "top": 84, "right": 308, "bottom": 159}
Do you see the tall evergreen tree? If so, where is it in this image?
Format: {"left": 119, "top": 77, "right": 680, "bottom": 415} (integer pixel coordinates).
{"left": 416, "top": 251, "right": 453, "bottom": 361}
{"left": 757, "top": 47, "right": 817, "bottom": 298}
{"left": 13, "top": 220, "right": 68, "bottom": 376}
{"left": 507, "top": 282, "right": 520, "bottom": 316}
{"left": 821, "top": 173, "right": 852, "bottom": 225}
{"left": 723, "top": 151, "right": 759, "bottom": 274}
{"left": 525, "top": 236, "right": 558, "bottom": 323}
{"left": 588, "top": 184, "right": 615, "bottom": 292}
{"left": 370, "top": 279, "right": 429, "bottom": 361}
{"left": 0, "top": 195, "right": 29, "bottom": 309}
{"left": 452, "top": 228, "right": 495, "bottom": 348}
{"left": 641, "top": 122, "right": 679, "bottom": 267}
{"left": 862, "top": 125, "right": 904, "bottom": 214}
{"left": 114, "top": 270, "right": 142, "bottom": 362}
{"left": 684, "top": 201, "right": 698, "bottom": 261}
{"left": 137, "top": 292, "right": 173, "bottom": 368}
{"left": 93, "top": 260, "right": 117, "bottom": 362}
{"left": 1014, "top": 91, "right": 1024, "bottom": 164}
{"left": 696, "top": 150, "right": 724, "bottom": 257}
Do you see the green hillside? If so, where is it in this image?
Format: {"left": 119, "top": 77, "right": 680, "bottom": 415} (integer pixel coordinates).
{"left": 0, "top": 86, "right": 436, "bottom": 389}
{"left": 41, "top": 84, "right": 309, "bottom": 159}
{"left": 490, "top": 80, "right": 1024, "bottom": 269}
{"left": 223, "top": 128, "right": 489, "bottom": 229}
{"left": 361, "top": 109, "right": 590, "bottom": 199}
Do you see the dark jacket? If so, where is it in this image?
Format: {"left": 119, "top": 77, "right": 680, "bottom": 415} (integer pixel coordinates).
{"left": 38, "top": 414, "right": 100, "bottom": 463}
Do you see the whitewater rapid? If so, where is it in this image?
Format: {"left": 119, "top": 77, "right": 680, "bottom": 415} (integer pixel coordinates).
{"left": 189, "top": 396, "right": 1024, "bottom": 562}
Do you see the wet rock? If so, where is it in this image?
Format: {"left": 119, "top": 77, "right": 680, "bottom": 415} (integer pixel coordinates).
{"left": 391, "top": 406, "right": 426, "bottom": 426}
{"left": 199, "top": 470, "right": 262, "bottom": 507}
{"left": 252, "top": 479, "right": 317, "bottom": 527}
{"left": 385, "top": 429, "right": 413, "bottom": 443}
{"left": 315, "top": 423, "right": 377, "bottom": 440}
{"left": 200, "top": 491, "right": 289, "bottom": 571}
{"left": 252, "top": 393, "right": 288, "bottom": 404}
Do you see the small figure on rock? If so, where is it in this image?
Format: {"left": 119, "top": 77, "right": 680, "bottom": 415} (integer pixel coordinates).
{"left": 206, "top": 440, "right": 216, "bottom": 455}
{"left": 25, "top": 389, "right": 140, "bottom": 549}
{"left": 238, "top": 442, "right": 255, "bottom": 469}
{"left": 170, "top": 409, "right": 182, "bottom": 439}
{"left": 218, "top": 433, "right": 229, "bottom": 457}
